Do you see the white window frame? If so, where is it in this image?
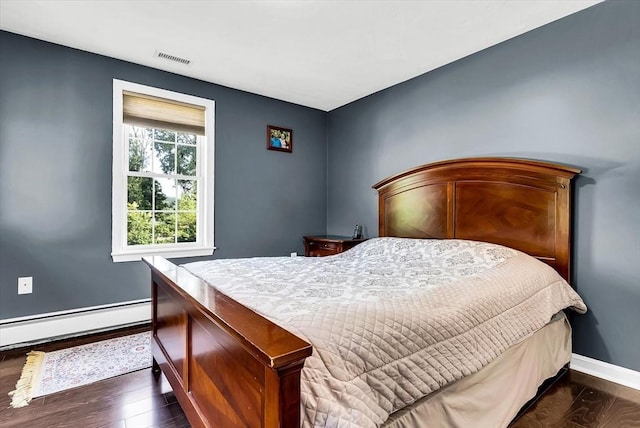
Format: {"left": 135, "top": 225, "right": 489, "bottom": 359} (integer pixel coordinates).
{"left": 111, "top": 79, "right": 215, "bottom": 262}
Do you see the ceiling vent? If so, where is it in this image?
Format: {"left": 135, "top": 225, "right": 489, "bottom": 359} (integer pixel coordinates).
{"left": 154, "top": 51, "right": 191, "bottom": 66}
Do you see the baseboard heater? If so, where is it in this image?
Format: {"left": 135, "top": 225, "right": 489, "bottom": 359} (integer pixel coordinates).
{"left": 0, "top": 299, "right": 151, "bottom": 349}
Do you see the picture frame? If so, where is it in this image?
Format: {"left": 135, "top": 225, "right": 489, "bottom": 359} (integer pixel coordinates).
{"left": 266, "top": 125, "right": 293, "bottom": 153}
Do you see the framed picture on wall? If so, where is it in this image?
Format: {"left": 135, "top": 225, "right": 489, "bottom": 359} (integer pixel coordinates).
{"left": 266, "top": 125, "right": 293, "bottom": 153}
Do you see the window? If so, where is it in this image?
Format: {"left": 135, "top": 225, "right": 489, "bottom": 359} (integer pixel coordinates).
{"left": 112, "top": 80, "right": 215, "bottom": 262}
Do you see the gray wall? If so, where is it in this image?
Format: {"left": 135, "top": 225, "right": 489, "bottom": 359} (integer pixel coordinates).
{"left": 0, "top": 31, "right": 327, "bottom": 319}
{"left": 327, "top": 0, "right": 640, "bottom": 371}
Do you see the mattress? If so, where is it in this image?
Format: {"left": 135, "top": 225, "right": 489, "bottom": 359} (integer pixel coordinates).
{"left": 183, "top": 237, "right": 586, "bottom": 427}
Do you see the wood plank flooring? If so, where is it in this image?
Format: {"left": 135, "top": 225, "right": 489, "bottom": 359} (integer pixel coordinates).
{"left": 1, "top": 327, "right": 638, "bottom": 428}
{"left": 510, "top": 370, "right": 640, "bottom": 428}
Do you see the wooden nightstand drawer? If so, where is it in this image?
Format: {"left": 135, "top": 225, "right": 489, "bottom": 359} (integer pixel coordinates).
{"left": 303, "top": 235, "right": 367, "bottom": 257}
{"left": 308, "top": 241, "right": 338, "bottom": 251}
{"left": 307, "top": 248, "right": 339, "bottom": 257}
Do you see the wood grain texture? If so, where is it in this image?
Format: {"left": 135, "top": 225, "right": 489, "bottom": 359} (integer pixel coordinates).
{"left": 570, "top": 370, "right": 640, "bottom": 404}
{"left": 598, "top": 397, "right": 640, "bottom": 427}
{"left": 510, "top": 370, "right": 640, "bottom": 428}
{"left": 455, "top": 182, "right": 557, "bottom": 257}
{"left": 145, "top": 257, "right": 312, "bottom": 428}
{"left": 303, "top": 235, "right": 367, "bottom": 257}
{"left": 156, "top": 284, "right": 188, "bottom": 385}
{"left": 373, "top": 157, "right": 580, "bottom": 282}
{"left": 189, "top": 312, "right": 263, "bottom": 427}
{"left": 564, "top": 387, "right": 617, "bottom": 427}
{"left": 380, "top": 183, "right": 449, "bottom": 239}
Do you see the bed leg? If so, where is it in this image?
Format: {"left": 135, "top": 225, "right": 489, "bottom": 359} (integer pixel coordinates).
{"left": 152, "top": 357, "right": 161, "bottom": 374}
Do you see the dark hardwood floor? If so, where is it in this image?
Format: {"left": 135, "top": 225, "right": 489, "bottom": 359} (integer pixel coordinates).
{"left": 510, "top": 370, "right": 640, "bottom": 428}
{"left": 1, "top": 327, "right": 639, "bottom": 428}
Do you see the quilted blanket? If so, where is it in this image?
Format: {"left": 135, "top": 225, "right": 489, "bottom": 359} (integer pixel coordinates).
{"left": 183, "top": 238, "right": 587, "bottom": 427}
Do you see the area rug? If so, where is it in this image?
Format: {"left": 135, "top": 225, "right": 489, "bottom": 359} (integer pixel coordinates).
{"left": 9, "top": 332, "right": 151, "bottom": 408}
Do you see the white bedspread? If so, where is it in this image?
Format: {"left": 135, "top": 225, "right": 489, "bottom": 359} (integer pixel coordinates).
{"left": 183, "top": 238, "right": 587, "bottom": 427}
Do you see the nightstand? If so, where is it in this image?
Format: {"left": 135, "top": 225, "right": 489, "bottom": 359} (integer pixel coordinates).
{"left": 303, "top": 235, "right": 367, "bottom": 257}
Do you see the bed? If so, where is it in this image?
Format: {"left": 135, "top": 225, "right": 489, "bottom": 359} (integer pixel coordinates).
{"left": 144, "top": 157, "right": 585, "bottom": 427}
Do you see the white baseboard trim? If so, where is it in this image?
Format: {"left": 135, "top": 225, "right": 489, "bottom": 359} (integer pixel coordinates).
{"left": 0, "top": 300, "right": 151, "bottom": 348}
{"left": 571, "top": 353, "right": 640, "bottom": 390}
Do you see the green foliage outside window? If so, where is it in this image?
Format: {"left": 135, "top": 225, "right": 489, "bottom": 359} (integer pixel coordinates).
{"left": 126, "top": 126, "right": 198, "bottom": 246}
{"left": 127, "top": 203, "right": 152, "bottom": 245}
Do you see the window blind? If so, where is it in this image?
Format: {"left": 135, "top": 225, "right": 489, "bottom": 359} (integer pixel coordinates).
{"left": 123, "top": 91, "right": 205, "bottom": 135}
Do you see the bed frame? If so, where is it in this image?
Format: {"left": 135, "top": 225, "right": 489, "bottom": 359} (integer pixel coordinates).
{"left": 144, "top": 157, "right": 580, "bottom": 428}
{"left": 372, "top": 157, "right": 580, "bottom": 281}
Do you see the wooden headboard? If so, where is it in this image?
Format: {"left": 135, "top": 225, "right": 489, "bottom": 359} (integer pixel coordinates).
{"left": 372, "top": 158, "right": 580, "bottom": 282}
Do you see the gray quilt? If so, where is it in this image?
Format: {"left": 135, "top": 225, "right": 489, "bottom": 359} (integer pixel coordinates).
{"left": 183, "top": 237, "right": 587, "bottom": 427}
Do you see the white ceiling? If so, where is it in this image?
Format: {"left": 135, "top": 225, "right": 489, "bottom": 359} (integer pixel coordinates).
{"left": 0, "top": 0, "right": 601, "bottom": 111}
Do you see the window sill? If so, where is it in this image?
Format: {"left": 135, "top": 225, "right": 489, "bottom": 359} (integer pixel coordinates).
{"left": 112, "top": 246, "right": 216, "bottom": 263}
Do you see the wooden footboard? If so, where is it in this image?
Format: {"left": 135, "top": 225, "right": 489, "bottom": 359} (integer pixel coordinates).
{"left": 144, "top": 256, "right": 312, "bottom": 428}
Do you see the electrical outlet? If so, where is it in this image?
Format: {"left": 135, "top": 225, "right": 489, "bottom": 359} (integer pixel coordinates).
{"left": 18, "top": 277, "right": 32, "bottom": 295}
{"left": 290, "top": 252, "right": 298, "bottom": 257}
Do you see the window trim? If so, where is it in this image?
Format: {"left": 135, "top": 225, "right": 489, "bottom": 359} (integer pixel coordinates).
{"left": 111, "top": 79, "right": 215, "bottom": 262}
